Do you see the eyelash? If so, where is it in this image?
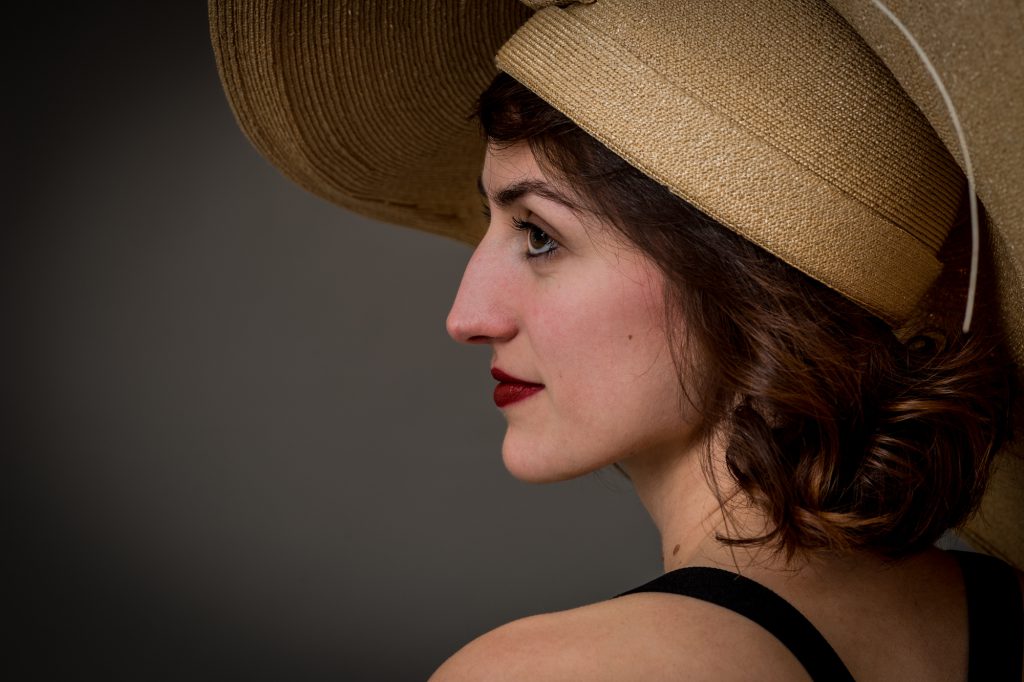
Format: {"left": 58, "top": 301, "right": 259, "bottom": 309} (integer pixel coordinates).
{"left": 512, "top": 216, "right": 560, "bottom": 260}
{"left": 480, "top": 206, "right": 560, "bottom": 260}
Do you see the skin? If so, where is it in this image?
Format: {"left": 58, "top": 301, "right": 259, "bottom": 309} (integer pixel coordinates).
{"left": 446, "top": 141, "right": 703, "bottom": 485}
{"left": 436, "top": 142, "right": 1019, "bottom": 681}
{"left": 445, "top": 141, "right": 745, "bottom": 573}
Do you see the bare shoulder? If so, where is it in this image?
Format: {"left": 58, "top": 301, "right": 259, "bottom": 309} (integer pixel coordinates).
{"left": 429, "top": 592, "right": 808, "bottom": 682}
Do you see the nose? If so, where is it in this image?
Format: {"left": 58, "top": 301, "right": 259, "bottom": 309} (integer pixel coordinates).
{"left": 446, "top": 236, "right": 518, "bottom": 345}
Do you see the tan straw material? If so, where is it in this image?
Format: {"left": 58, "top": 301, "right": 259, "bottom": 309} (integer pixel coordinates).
{"left": 496, "top": 0, "right": 961, "bottom": 324}
{"left": 209, "top": 0, "right": 1024, "bottom": 568}
{"left": 829, "top": 0, "right": 1024, "bottom": 567}
{"left": 209, "top": 1, "right": 530, "bottom": 241}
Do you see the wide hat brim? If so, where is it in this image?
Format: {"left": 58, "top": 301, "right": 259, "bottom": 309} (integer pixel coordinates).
{"left": 209, "top": 0, "right": 1024, "bottom": 568}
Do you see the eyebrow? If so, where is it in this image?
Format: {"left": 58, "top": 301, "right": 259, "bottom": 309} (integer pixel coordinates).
{"left": 477, "top": 175, "right": 582, "bottom": 212}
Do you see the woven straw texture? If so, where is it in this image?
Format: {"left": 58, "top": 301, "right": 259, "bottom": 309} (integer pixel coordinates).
{"left": 209, "top": 0, "right": 529, "bottom": 242}
{"left": 829, "top": 0, "right": 1024, "bottom": 570}
{"left": 497, "top": 0, "right": 961, "bottom": 324}
{"left": 209, "top": 0, "right": 1023, "bottom": 568}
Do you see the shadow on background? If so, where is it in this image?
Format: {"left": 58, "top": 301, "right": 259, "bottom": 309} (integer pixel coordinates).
{"left": 7, "top": 3, "right": 658, "bottom": 679}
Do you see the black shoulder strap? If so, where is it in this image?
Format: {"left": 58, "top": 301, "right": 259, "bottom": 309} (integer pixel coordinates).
{"left": 617, "top": 566, "right": 854, "bottom": 682}
{"left": 950, "top": 549, "right": 1024, "bottom": 681}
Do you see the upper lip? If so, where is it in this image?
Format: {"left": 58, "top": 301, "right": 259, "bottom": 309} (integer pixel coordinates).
{"left": 491, "top": 367, "right": 544, "bottom": 386}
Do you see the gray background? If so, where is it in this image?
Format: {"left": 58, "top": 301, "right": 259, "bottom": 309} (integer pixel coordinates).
{"left": 8, "top": 3, "right": 659, "bottom": 679}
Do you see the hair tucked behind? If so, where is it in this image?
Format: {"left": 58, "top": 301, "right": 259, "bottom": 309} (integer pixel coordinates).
{"left": 473, "top": 72, "right": 1015, "bottom": 559}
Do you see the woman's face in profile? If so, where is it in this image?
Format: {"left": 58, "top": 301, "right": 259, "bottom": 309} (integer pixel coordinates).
{"left": 446, "top": 142, "right": 703, "bottom": 482}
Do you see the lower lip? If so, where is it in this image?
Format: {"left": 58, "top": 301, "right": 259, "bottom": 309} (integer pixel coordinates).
{"left": 493, "top": 383, "right": 544, "bottom": 408}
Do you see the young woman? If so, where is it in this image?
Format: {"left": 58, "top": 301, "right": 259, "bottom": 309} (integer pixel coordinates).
{"left": 210, "top": 0, "right": 1023, "bottom": 678}
{"left": 434, "top": 71, "right": 1020, "bottom": 682}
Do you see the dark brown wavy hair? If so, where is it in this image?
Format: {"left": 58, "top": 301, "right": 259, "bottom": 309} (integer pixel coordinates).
{"left": 473, "top": 72, "right": 1015, "bottom": 560}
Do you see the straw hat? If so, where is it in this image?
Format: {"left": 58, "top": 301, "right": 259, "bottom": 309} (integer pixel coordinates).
{"left": 208, "top": 0, "right": 1023, "bottom": 568}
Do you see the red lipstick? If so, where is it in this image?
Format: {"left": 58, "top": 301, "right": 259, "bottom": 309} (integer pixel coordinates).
{"left": 491, "top": 367, "right": 544, "bottom": 408}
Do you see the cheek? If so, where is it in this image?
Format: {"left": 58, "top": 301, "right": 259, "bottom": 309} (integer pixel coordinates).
{"left": 533, "top": 272, "right": 675, "bottom": 412}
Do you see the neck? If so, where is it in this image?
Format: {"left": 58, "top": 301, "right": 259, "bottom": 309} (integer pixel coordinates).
{"left": 622, "top": 436, "right": 782, "bottom": 574}
{"left": 622, "top": 439, "right": 908, "bottom": 592}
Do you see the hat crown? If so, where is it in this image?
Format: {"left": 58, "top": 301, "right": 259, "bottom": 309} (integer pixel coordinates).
{"left": 497, "top": 0, "right": 966, "bottom": 323}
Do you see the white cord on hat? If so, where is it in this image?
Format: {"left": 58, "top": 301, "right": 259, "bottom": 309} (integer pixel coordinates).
{"left": 870, "top": 0, "right": 980, "bottom": 333}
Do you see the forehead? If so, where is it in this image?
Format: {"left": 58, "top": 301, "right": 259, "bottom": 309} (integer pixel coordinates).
{"left": 480, "top": 142, "right": 546, "bottom": 188}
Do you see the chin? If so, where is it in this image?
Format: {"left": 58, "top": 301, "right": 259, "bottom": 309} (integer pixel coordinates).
{"left": 500, "top": 440, "right": 608, "bottom": 484}
{"left": 503, "top": 462, "right": 570, "bottom": 484}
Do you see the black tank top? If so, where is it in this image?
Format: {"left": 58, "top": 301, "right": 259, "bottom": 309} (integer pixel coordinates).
{"left": 615, "top": 549, "right": 1022, "bottom": 681}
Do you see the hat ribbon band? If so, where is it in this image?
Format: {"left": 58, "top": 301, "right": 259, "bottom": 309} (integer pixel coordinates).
{"left": 871, "top": 0, "right": 980, "bottom": 334}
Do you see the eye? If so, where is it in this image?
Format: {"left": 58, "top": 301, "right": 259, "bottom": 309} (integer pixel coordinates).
{"left": 511, "top": 216, "right": 559, "bottom": 260}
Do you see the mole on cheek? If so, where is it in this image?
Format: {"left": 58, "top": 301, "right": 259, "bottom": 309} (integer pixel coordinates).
{"left": 628, "top": 334, "right": 633, "bottom": 340}
{"left": 672, "top": 544, "right": 680, "bottom": 556}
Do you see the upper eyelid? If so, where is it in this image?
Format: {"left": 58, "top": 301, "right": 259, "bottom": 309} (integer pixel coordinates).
{"left": 477, "top": 197, "right": 569, "bottom": 253}
{"left": 480, "top": 201, "right": 564, "bottom": 241}
{"left": 513, "top": 217, "right": 560, "bottom": 258}
{"left": 480, "top": 204, "right": 561, "bottom": 257}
